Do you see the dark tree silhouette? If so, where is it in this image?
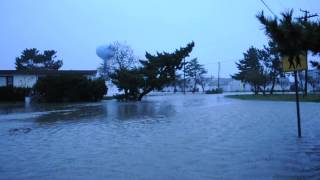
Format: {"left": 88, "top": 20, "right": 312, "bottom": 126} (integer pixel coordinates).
{"left": 232, "top": 47, "right": 267, "bottom": 95}
{"left": 257, "top": 10, "right": 305, "bottom": 60}
{"left": 110, "top": 42, "right": 195, "bottom": 101}
{"left": 185, "top": 58, "right": 207, "bottom": 92}
{"left": 15, "top": 48, "right": 63, "bottom": 70}
{"left": 260, "top": 40, "right": 283, "bottom": 94}
{"left": 305, "top": 21, "right": 320, "bottom": 69}
{"left": 257, "top": 10, "right": 309, "bottom": 96}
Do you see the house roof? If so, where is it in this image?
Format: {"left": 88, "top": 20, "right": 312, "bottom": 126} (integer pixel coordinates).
{"left": 0, "top": 70, "right": 97, "bottom": 76}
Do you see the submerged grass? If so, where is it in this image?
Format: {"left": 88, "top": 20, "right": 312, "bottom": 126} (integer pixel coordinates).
{"left": 103, "top": 96, "right": 115, "bottom": 100}
{"left": 225, "top": 94, "right": 320, "bottom": 103}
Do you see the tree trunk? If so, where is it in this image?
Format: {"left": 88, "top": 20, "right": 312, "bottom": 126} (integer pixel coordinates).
{"left": 254, "top": 84, "right": 259, "bottom": 95}
{"left": 263, "top": 86, "right": 266, "bottom": 96}
{"left": 193, "top": 78, "right": 197, "bottom": 93}
{"left": 201, "top": 84, "right": 205, "bottom": 92}
{"left": 270, "top": 77, "right": 276, "bottom": 95}
{"left": 304, "top": 70, "right": 308, "bottom": 97}
{"left": 137, "top": 88, "right": 153, "bottom": 101}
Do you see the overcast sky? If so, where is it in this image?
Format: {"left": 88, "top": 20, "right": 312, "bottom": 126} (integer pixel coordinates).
{"left": 0, "top": 0, "right": 319, "bottom": 77}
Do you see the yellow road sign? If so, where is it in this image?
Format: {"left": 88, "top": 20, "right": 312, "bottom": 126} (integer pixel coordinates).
{"left": 282, "top": 54, "right": 307, "bottom": 72}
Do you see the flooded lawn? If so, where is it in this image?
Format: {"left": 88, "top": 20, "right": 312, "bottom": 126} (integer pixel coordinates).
{"left": 0, "top": 94, "right": 319, "bottom": 179}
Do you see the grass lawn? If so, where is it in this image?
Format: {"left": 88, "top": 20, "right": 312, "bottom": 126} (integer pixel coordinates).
{"left": 225, "top": 94, "right": 320, "bottom": 103}
{"left": 103, "top": 96, "right": 115, "bottom": 100}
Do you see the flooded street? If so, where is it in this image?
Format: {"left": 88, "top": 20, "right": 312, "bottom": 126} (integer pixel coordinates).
{"left": 0, "top": 94, "right": 320, "bottom": 179}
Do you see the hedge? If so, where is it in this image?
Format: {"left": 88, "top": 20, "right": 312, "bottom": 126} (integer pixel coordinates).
{"left": 34, "top": 75, "right": 107, "bottom": 102}
{"left": 0, "top": 86, "right": 31, "bottom": 102}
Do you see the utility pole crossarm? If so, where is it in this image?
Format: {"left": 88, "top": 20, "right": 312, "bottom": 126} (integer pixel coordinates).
{"left": 296, "top": 9, "right": 318, "bottom": 21}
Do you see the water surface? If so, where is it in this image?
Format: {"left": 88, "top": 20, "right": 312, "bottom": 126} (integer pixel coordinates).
{"left": 0, "top": 94, "right": 319, "bottom": 179}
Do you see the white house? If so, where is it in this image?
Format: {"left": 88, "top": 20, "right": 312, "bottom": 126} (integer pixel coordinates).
{"left": 0, "top": 70, "right": 97, "bottom": 88}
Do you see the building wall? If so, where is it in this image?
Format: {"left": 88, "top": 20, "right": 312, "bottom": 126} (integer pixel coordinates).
{"left": 0, "top": 73, "right": 97, "bottom": 88}
{"left": 13, "top": 75, "right": 38, "bottom": 88}
{"left": 0, "top": 77, "right": 6, "bottom": 87}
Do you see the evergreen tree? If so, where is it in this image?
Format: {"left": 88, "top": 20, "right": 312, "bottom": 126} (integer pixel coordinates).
{"left": 110, "top": 42, "right": 195, "bottom": 101}
{"left": 109, "top": 68, "right": 143, "bottom": 100}
{"left": 138, "top": 42, "right": 195, "bottom": 100}
{"left": 185, "top": 58, "right": 207, "bottom": 92}
{"left": 305, "top": 21, "right": 320, "bottom": 69}
{"left": 260, "top": 40, "right": 283, "bottom": 94}
{"left": 232, "top": 47, "right": 266, "bottom": 95}
{"left": 257, "top": 10, "right": 319, "bottom": 95}
{"left": 15, "top": 48, "right": 63, "bottom": 70}
{"left": 257, "top": 10, "right": 305, "bottom": 63}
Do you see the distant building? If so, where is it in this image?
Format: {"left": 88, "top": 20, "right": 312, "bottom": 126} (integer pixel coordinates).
{"left": 0, "top": 70, "right": 97, "bottom": 88}
{"left": 309, "top": 69, "right": 320, "bottom": 79}
{"left": 308, "top": 69, "right": 320, "bottom": 91}
{"left": 208, "top": 78, "right": 251, "bottom": 92}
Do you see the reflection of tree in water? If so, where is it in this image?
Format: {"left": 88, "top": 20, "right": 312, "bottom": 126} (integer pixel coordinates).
{"left": 115, "top": 101, "right": 176, "bottom": 121}
{"left": 35, "top": 105, "right": 107, "bottom": 125}
{"left": 0, "top": 103, "right": 26, "bottom": 114}
{"left": 34, "top": 101, "right": 177, "bottom": 125}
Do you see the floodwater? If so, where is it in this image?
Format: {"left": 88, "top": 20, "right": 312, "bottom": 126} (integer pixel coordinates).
{"left": 0, "top": 94, "right": 319, "bottom": 179}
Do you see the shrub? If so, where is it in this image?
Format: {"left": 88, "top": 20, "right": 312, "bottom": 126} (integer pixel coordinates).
{"left": 34, "top": 75, "right": 107, "bottom": 102}
{"left": 205, "top": 88, "right": 224, "bottom": 94}
{"left": 0, "top": 86, "right": 31, "bottom": 102}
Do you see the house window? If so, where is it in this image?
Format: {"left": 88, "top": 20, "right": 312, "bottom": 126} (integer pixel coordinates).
{"left": 6, "top": 76, "right": 13, "bottom": 87}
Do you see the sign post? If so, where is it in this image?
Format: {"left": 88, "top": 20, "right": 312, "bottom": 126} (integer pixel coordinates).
{"left": 282, "top": 54, "right": 307, "bottom": 138}
{"left": 293, "top": 71, "right": 302, "bottom": 137}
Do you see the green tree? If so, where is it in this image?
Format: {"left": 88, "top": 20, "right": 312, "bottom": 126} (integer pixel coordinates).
{"left": 185, "top": 58, "right": 207, "bottom": 92}
{"left": 260, "top": 40, "right": 283, "bottom": 94}
{"left": 257, "top": 10, "right": 305, "bottom": 64}
{"left": 15, "top": 48, "right": 63, "bottom": 70}
{"left": 109, "top": 68, "right": 144, "bottom": 100}
{"left": 257, "top": 10, "right": 316, "bottom": 96}
{"left": 232, "top": 47, "right": 266, "bottom": 95}
{"left": 110, "top": 42, "right": 195, "bottom": 101}
{"left": 305, "top": 21, "right": 320, "bottom": 69}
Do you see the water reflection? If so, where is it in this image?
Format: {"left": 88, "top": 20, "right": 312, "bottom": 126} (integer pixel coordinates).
{"left": 26, "top": 100, "right": 177, "bottom": 125}
{"left": 114, "top": 101, "right": 176, "bottom": 121}
{"left": 35, "top": 105, "right": 107, "bottom": 125}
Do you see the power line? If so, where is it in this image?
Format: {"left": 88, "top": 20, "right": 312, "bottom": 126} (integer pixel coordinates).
{"left": 259, "top": 0, "right": 277, "bottom": 17}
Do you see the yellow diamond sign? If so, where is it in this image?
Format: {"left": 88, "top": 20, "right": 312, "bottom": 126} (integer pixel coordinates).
{"left": 282, "top": 54, "right": 308, "bottom": 72}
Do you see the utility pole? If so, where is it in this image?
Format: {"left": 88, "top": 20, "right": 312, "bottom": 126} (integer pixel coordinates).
{"left": 217, "top": 61, "right": 221, "bottom": 89}
{"left": 183, "top": 58, "right": 186, "bottom": 94}
{"left": 298, "top": 9, "right": 318, "bottom": 97}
